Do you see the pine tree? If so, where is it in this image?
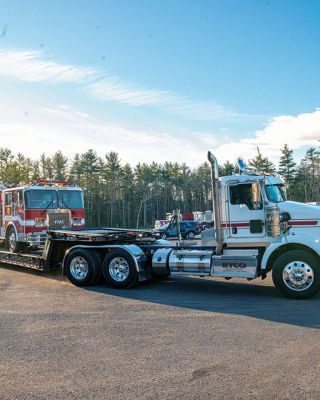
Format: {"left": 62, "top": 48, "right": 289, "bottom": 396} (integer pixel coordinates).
{"left": 39, "top": 153, "right": 53, "bottom": 180}
{"left": 219, "top": 160, "right": 235, "bottom": 176}
{"left": 278, "top": 144, "right": 296, "bottom": 198}
{"left": 0, "top": 148, "right": 13, "bottom": 183}
{"left": 69, "top": 154, "right": 82, "bottom": 183}
{"left": 303, "top": 148, "right": 320, "bottom": 201}
{"left": 51, "top": 151, "right": 68, "bottom": 181}
{"left": 248, "top": 148, "right": 276, "bottom": 174}
{"left": 103, "top": 152, "right": 123, "bottom": 226}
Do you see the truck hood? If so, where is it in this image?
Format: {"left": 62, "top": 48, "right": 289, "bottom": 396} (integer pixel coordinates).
{"left": 278, "top": 201, "right": 320, "bottom": 226}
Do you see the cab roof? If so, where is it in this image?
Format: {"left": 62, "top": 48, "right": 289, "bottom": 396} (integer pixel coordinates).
{"left": 219, "top": 174, "right": 283, "bottom": 185}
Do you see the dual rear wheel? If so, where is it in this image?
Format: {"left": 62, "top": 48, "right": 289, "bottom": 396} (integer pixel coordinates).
{"left": 64, "top": 248, "right": 137, "bottom": 288}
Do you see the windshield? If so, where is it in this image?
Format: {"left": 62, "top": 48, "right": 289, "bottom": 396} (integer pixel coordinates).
{"left": 58, "top": 190, "right": 84, "bottom": 208}
{"left": 161, "top": 223, "right": 170, "bottom": 229}
{"left": 265, "top": 185, "right": 287, "bottom": 203}
{"left": 25, "top": 190, "right": 83, "bottom": 209}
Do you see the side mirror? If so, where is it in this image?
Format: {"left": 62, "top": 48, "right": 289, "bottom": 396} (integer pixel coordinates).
{"left": 251, "top": 182, "right": 262, "bottom": 210}
{"left": 251, "top": 182, "right": 260, "bottom": 203}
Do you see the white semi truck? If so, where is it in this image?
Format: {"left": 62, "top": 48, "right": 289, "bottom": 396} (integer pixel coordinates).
{"left": 0, "top": 151, "right": 319, "bottom": 299}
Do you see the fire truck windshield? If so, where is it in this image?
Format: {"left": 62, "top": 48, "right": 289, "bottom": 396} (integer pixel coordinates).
{"left": 57, "top": 190, "right": 83, "bottom": 209}
{"left": 25, "top": 190, "right": 83, "bottom": 209}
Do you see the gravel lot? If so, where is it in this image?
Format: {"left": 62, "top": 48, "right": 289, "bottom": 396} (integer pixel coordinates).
{"left": 0, "top": 265, "right": 319, "bottom": 400}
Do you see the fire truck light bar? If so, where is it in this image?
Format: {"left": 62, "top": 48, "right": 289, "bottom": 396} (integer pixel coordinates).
{"left": 34, "top": 180, "right": 70, "bottom": 186}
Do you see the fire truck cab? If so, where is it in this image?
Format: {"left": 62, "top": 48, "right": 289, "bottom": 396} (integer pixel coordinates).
{"left": 0, "top": 181, "right": 85, "bottom": 252}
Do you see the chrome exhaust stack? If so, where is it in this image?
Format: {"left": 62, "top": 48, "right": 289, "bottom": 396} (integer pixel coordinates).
{"left": 207, "top": 151, "right": 223, "bottom": 254}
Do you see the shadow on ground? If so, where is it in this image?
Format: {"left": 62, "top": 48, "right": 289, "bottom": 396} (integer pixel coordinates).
{"left": 2, "top": 263, "right": 319, "bottom": 329}
{"left": 86, "top": 275, "right": 320, "bottom": 329}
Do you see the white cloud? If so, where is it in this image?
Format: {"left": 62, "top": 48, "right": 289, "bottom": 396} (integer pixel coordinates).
{"left": 0, "top": 102, "right": 219, "bottom": 166}
{"left": 215, "top": 109, "right": 320, "bottom": 164}
{"left": 88, "top": 77, "right": 243, "bottom": 121}
{"left": 0, "top": 99, "right": 319, "bottom": 167}
{"left": 0, "top": 46, "right": 261, "bottom": 121}
{"left": 0, "top": 48, "right": 95, "bottom": 83}
{"left": 0, "top": 47, "right": 318, "bottom": 165}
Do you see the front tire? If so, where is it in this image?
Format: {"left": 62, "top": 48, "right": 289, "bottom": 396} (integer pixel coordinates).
{"left": 65, "top": 249, "right": 102, "bottom": 286}
{"left": 5, "top": 226, "right": 25, "bottom": 253}
{"left": 102, "top": 249, "right": 137, "bottom": 288}
{"left": 186, "top": 231, "right": 195, "bottom": 240}
{"left": 272, "top": 250, "right": 320, "bottom": 299}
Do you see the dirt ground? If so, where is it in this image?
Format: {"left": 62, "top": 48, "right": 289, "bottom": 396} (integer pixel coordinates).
{"left": 1, "top": 265, "right": 319, "bottom": 400}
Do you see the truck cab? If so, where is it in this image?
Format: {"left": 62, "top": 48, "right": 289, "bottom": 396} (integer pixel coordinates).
{"left": 216, "top": 173, "right": 320, "bottom": 246}
{"left": 0, "top": 181, "right": 85, "bottom": 252}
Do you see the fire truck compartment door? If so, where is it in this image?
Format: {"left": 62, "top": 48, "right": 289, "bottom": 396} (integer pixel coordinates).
{"left": 227, "top": 182, "right": 265, "bottom": 238}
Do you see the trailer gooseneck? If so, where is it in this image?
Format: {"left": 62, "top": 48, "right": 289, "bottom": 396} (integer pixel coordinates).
{"left": 1, "top": 150, "right": 320, "bottom": 299}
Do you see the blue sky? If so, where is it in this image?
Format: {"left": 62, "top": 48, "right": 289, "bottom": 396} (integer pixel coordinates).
{"left": 0, "top": 0, "right": 319, "bottom": 165}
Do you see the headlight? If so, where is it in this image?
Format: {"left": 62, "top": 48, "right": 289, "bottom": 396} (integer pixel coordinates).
{"left": 72, "top": 217, "right": 85, "bottom": 226}
{"left": 34, "top": 218, "right": 46, "bottom": 228}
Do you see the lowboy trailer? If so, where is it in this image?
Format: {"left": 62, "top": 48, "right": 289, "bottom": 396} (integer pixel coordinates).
{"left": 1, "top": 150, "right": 320, "bottom": 299}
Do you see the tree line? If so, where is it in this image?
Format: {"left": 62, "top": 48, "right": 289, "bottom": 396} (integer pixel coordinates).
{"left": 0, "top": 145, "right": 319, "bottom": 228}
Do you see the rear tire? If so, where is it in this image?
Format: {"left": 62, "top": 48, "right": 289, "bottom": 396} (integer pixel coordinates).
{"left": 65, "top": 249, "right": 102, "bottom": 286}
{"left": 102, "top": 249, "right": 137, "bottom": 288}
{"left": 272, "top": 250, "right": 320, "bottom": 299}
{"left": 5, "top": 226, "right": 25, "bottom": 253}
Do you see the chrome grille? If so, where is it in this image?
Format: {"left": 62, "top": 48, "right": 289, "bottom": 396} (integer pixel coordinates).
{"left": 48, "top": 212, "right": 70, "bottom": 229}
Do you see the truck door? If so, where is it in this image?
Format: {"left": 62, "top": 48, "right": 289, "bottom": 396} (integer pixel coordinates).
{"left": 4, "top": 191, "right": 13, "bottom": 231}
{"left": 0, "top": 192, "right": 3, "bottom": 236}
{"left": 227, "top": 182, "right": 265, "bottom": 238}
{"left": 14, "top": 190, "right": 24, "bottom": 236}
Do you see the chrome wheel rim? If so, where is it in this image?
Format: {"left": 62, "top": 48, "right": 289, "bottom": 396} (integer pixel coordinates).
{"left": 187, "top": 232, "right": 195, "bottom": 239}
{"left": 109, "top": 257, "right": 129, "bottom": 282}
{"left": 70, "top": 256, "right": 89, "bottom": 280}
{"left": 9, "top": 231, "right": 17, "bottom": 251}
{"left": 283, "top": 261, "right": 314, "bottom": 291}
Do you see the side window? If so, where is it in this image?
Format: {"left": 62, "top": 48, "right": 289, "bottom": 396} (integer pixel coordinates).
{"left": 229, "top": 184, "right": 262, "bottom": 210}
{"left": 14, "top": 190, "right": 23, "bottom": 206}
{"left": 5, "top": 192, "right": 13, "bottom": 206}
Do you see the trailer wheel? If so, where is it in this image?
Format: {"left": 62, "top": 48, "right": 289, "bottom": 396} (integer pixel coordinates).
{"left": 5, "top": 226, "right": 25, "bottom": 253}
{"left": 272, "top": 250, "right": 320, "bottom": 299}
{"left": 102, "top": 250, "right": 137, "bottom": 288}
{"left": 65, "top": 249, "right": 101, "bottom": 286}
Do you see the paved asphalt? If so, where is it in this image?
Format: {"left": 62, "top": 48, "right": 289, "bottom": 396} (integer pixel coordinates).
{"left": 0, "top": 265, "right": 320, "bottom": 400}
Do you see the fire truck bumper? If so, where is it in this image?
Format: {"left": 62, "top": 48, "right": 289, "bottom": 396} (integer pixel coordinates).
{"left": 25, "top": 231, "right": 47, "bottom": 247}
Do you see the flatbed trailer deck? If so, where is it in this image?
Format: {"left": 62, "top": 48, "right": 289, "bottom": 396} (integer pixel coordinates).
{"left": 0, "top": 227, "right": 214, "bottom": 289}
{"left": 0, "top": 228, "right": 163, "bottom": 272}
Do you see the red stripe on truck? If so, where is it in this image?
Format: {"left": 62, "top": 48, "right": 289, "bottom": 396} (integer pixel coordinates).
{"left": 288, "top": 220, "right": 318, "bottom": 226}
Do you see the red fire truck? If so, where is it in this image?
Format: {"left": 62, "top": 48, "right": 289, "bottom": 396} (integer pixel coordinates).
{"left": 0, "top": 180, "right": 85, "bottom": 252}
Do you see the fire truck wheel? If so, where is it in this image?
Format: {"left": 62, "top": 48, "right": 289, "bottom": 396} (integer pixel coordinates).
{"left": 65, "top": 249, "right": 102, "bottom": 286}
{"left": 102, "top": 249, "right": 137, "bottom": 288}
{"left": 5, "top": 226, "right": 25, "bottom": 253}
{"left": 272, "top": 250, "right": 320, "bottom": 299}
